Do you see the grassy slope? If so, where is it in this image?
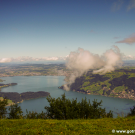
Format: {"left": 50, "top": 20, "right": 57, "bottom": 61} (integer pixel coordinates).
{"left": 80, "top": 67, "right": 135, "bottom": 97}
{"left": 0, "top": 116, "right": 135, "bottom": 135}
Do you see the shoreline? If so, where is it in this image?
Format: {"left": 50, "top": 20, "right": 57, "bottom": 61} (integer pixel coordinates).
{"left": 0, "top": 83, "right": 18, "bottom": 92}
{"left": 76, "top": 90, "right": 135, "bottom": 101}
{"left": 58, "top": 86, "right": 135, "bottom": 101}
{"left": 0, "top": 99, "right": 24, "bottom": 107}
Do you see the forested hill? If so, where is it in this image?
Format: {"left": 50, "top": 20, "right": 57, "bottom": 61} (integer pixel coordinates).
{"left": 59, "top": 67, "right": 135, "bottom": 101}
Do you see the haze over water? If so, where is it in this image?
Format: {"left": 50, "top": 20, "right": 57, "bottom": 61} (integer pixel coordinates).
{"left": 1, "top": 76, "right": 135, "bottom": 119}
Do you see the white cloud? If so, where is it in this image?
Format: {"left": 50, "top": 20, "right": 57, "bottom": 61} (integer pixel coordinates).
{"left": 121, "top": 54, "right": 135, "bottom": 60}
{"left": 0, "top": 58, "right": 14, "bottom": 63}
{"left": 63, "top": 45, "right": 124, "bottom": 90}
{"left": 0, "top": 56, "right": 68, "bottom": 63}
{"left": 1, "top": 53, "right": 135, "bottom": 64}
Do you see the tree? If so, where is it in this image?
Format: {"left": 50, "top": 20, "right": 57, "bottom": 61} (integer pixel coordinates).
{"left": 0, "top": 97, "right": 8, "bottom": 119}
{"left": 8, "top": 103, "right": 23, "bottom": 119}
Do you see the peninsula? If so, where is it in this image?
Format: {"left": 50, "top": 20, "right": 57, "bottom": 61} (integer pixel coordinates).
{"left": 58, "top": 67, "right": 135, "bottom": 101}
{"left": 0, "top": 83, "right": 17, "bottom": 91}
{"left": 0, "top": 82, "right": 50, "bottom": 106}
{"left": 0, "top": 91, "right": 50, "bottom": 105}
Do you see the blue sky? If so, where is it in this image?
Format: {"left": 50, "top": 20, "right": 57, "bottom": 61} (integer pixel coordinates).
{"left": 0, "top": 0, "right": 135, "bottom": 63}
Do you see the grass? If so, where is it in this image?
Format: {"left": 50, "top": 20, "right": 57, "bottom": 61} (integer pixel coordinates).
{"left": 0, "top": 111, "right": 135, "bottom": 135}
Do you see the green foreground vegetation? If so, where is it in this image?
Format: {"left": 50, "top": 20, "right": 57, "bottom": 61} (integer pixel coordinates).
{"left": 0, "top": 93, "right": 135, "bottom": 134}
{"left": 1, "top": 116, "right": 135, "bottom": 135}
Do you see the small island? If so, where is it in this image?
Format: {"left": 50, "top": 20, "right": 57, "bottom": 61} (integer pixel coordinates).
{"left": 0, "top": 91, "right": 50, "bottom": 105}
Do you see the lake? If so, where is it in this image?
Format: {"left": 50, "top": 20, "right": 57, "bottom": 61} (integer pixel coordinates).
{"left": 0, "top": 76, "right": 135, "bottom": 119}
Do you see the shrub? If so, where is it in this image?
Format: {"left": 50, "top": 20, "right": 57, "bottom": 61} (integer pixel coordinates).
{"left": 24, "top": 109, "right": 48, "bottom": 119}
{"left": 44, "top": 93, "right": 113, "bottom": 120}
{"left": 8, "top": 103, "right": 23, "bottom": 119}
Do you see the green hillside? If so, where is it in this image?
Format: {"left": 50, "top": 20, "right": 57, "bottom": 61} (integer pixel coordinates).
{"left": 61, "top": 67, "right": 135, "bottom": 100}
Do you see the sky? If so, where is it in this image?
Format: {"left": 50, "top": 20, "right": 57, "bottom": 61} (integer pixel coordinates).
{"left": 0, "top": 0, "right": 135, "bottom": 63}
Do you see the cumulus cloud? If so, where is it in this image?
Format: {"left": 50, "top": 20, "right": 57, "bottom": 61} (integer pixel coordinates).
{"left": 93, "top": 45, "right": 123, "bottom": 74}
{"left": 63, "top": 45, "right": 123, "bottom": 91}
{"left": 116, "top": 33, "right": 135, "bottom": 45}
{"left": 127, "top": 0, "right": 135, "bottom": 11}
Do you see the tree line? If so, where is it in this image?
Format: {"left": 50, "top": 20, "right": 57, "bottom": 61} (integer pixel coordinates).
{"left": 0, "top": 93, "right": 135, "bottom": 120}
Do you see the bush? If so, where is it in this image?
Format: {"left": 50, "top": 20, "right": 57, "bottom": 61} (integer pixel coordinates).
{"left": 8, "top": 103, "right": 23, "bottom": 119}
{"left": 24, "top": 109, "right": 48, "bottom": 119}
{"left": 44, "top": 93, "right": 113, "bottom": 120}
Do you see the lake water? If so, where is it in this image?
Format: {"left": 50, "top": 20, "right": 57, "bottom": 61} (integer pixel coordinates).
{"left": 0, "top": 76, "right": 135, "bottom": 119}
